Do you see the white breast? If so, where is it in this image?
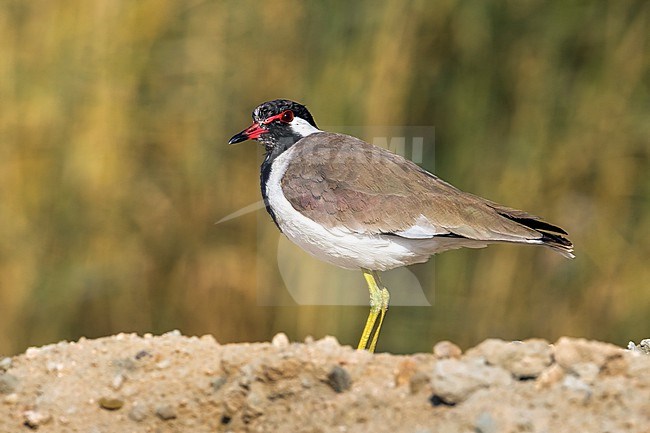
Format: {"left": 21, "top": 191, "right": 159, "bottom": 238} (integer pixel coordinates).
{"left": 266, "top": 145, "right": 486, "bottom": 271}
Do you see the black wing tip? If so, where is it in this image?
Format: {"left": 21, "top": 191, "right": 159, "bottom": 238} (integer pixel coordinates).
{"left": 540, "top": 232, "right": 575, "bottom": 259}
{"left": 541, "top": 231, "right": 572, "bottom": 248}
{"left": 497, "top": 211, "right": 574, "bottom": 258}
{"left": 498, "top": 212, "right": 568, "bottom": 236}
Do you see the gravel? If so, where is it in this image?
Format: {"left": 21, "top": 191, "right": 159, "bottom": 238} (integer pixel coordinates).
{"left": 0, "top": 332, "right": 647, "bottom": 433}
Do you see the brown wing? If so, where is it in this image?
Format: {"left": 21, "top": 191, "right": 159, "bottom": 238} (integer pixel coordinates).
{"left": 281, "top": 132, "right": 573, "bottom": 253}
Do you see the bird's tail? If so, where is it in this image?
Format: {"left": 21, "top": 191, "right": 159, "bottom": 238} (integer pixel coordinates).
{"left": 490, "top": 206, "right": 575, "bottom": 259}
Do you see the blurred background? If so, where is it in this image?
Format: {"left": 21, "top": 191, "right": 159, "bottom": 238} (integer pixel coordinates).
{"left": 1, "top": 0, "right": 648, "bottom": 355}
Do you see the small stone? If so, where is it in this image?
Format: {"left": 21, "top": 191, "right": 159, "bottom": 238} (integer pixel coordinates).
{"left": 0, "top": 357, "right": 12, "bottom": 371}
{"left": 243, "top": 388, "right": 265, "bottom": 421}
{"left": 327, "top": 366, "right": 351, "bottom": 393}
{"left": 272, "top": 332, "right": 290, "bottom": 348}
{"left": 433, "top": 341, "right": 462, "bottom": 359}
{"left": 641, "top": 339, "right": 650, "bottom": 354}
{"left": 315, "top": 336, "right": 340, "bottom": 351}
{"left": 536, "top": 364, "right": 565, "bottom": 389}
{"left": 628, "top": 339, "right": 650, "bottom": 355}
{"left": 200, "top": 334, "right": 218, "bottom": 344}
{"left": 156, "top": 359, "right": 171, "bottom": 369}
{"left": 470, "top": 339, "right": 552, "bottom": 379}
{"left": 301, "top": 376, "right": 314, "bottom": 389}
{"left": 156, "top": 404, "right": 177, "bottom": 420}
{"left": 46, "top": 361, "right": 64, "bottom": 373}
{"left": 395, "top": 359, "right": 418, "bottom": 387}
{"left": 429, "top": 394, "right": 455, "bottom": 407}
{"left": 601, "top": 354, "right": 629, "bottom": 376}
{"left": 562, "top": 374, "right": 592, "bottom": 402}
{"left": 572, "top": 362, "right": 600, "bottom": 383}
{"left": 554, "top": 337, "right": 623, "bottom": 373}
{"left": 25, "top": 347, "right": 40, "bottom": 358}
{"left": 23, "top": 410, "right": 52, "bottom": 429}
{"left": 128, "top": 403, "right": 148, "bottom": 422}
{"left": 475, "top": 411, "right": 498, "bottom": 433}
{"left": 164, "top": 329, "right": 182, "bottom": 337}
{"left": 134, "top": 350, "right": 151, "bottom": 360}
{"left": 409, "top": 371, "right": 430, "bottom": 394}
{"left": 211, "top": 377, "right": 227, "bottom": 392}
{"left": 3, "top": 393, "right": 19, "bottom": 404}
{"left": 223, "top": 384, "right": 247, "bottom": 413}
{"left": 430, "top": 358, "right": 512, "bottom": 404}
{"left": 111, "top": 374, "right": 125, "bottom": 390}
{"left": 0, "top": 373, "right": 19, "bottom": 394}
{"left": 99, "top": 396, "right": 124, "bottom": 410}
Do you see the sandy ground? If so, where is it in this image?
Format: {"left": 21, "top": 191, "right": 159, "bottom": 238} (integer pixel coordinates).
{"left": 0, "top": 332, "right": 648, "bottom": 433}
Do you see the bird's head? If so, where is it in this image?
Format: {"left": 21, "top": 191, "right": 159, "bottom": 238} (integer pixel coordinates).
{"left": 228, "top": 99, "right": 320, "bottom": 151}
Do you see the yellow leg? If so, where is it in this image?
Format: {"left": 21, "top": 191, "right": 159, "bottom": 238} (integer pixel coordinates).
{"left": 369, "top": 274, "right": 390, "bottom": 352}
{"left": 357, "top": 269, "right": 390, "bottom": 352}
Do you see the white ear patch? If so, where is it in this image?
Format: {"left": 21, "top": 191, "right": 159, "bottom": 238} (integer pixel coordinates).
{"left": 289, "top": 117, "right": 321, "bottom": 138}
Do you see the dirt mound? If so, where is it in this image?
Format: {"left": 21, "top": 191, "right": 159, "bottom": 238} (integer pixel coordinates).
{"left": 0, "top": 332, "right": 648, "bottom": 433}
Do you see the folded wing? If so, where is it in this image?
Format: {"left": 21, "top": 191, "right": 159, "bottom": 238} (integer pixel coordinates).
{"left": 281, "top": 132, "right": 573, "bottom": 258}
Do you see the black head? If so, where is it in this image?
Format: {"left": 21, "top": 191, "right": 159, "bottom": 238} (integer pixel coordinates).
{"left": 228, "top": 99, "right": 320, "bottom": 151}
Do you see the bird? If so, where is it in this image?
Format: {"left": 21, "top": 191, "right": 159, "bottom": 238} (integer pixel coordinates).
{"left": 228, "top": 99, "right": 574, "bottom": 352}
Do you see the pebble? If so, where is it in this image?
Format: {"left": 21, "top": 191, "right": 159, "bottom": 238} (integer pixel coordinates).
{"left": 562, "top": 374, "right": 592, "bottom": 402}
{"left": 99, "top": 396, "right": 124, "bottom": 410}
{"left": 395, "top": 359, "right": 418, "bottom": 387}
{"left": 315, "top": 336, "right": 341, "bottom": 351}
{"left": 134, "top": 350, "right": 151, "bottom": 361}
{"left": 0, "top": 373, "right": 19, "bottom": 394}
{"left": 433, "top": 341, "right": 462, "bottom": 359}
{"left": 212, "top": 376, "right": 227, "bottom": 392}
{"left": 0, "top": 357, "right": 12, "bottom": 371}
{"left": 244, "top": 388, "right": 266, "bottom": 420}
{"left": 3, "top": 393, "right": 19, "bottom": 404}
{"left": 200, "top": 334, "right": 218, "bottom": 344}
{"left": 475, "top": 411, "right": 498, "bottom": 433}
{"left": 554, "top": 337, "right": 623, "bottom": 373}
{"left": 46, "top": 361, "right": 64, "bottom": 373}
{"left": 272, "top": 332, "right": 290, "bottom": 348}
{"left": 156, "top": 359, "right": 171, "bottom": 369}
{"left": 430, "top": 358, "right": 512, "bottom": 404}
{"left": 470, "top": 339, "right": 552, "bottom": 379}
{"left": 409, "top": 371, "right": 430, "bottom": 394}
{"left": 156, "top": 404, "right": 177, "bottom": 420}
{"left": 536, "top": 364, "right": 565, "bottom": 389}
{"left": 128, "top": 403, "right": 148, "bottom": 422}
{"left": 164, "top": 329, "right": 182, "bottom": 337}
{"left": 301, "top": 376, "right": 314, "bottom": 389}
{"left": 25, "top": 347, "right": 41, "bottom": 359}
{"left": 571, "top": 362, "right": 600, "bottom": 383}
{"left": 429, "top": 394, "right": 455, "bottom": 407}
{"left": 628, "top": 339, "right": 650, "bottom": 355}
{"left": 23, "top": 410, "right": 52, "bottom": 428}
{"left": 327, "top": 366, "right": 351, "bottom": 393}
{"left": 111, "top": 374, "right": 125, "bottom": 390}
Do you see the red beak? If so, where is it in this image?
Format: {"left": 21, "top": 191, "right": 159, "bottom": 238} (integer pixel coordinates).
{"left": 228, "top": 122, "right": 268, "bottom": 144}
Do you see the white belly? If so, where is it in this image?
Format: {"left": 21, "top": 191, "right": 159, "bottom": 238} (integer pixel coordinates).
{"left": 265, "top": 146, "right": 485, "bottom": 271}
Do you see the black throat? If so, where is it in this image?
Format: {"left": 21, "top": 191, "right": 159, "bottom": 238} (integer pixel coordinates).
{"left": 259, "top": 142, "right": 293, "bottom": 231}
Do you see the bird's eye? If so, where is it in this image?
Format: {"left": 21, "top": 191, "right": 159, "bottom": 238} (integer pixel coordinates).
{"left": 280, "top": 110, "right": 294, "bottom": 123}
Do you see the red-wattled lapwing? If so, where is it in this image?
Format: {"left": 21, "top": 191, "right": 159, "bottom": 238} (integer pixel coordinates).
{"left": 228, "top": 99, "right": 574, "bottom": 352}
